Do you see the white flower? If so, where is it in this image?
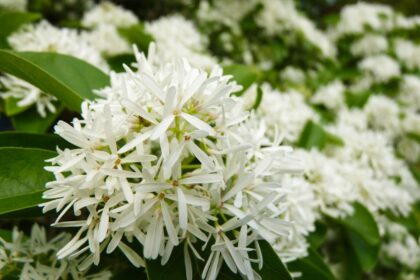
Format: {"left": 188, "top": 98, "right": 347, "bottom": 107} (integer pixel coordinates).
{"left": 311, "top": 80, "right": 345, "bottom": 110}
{"left": 358, "top": 54, "right": 400, "bottom": 83}
{"left": 400, "top": 75, "right": 420, "bottom": 110}
{"left": 244, "top": 84, "right": 318, "bottom": 143}
{"left": 0, "top": 224, "right": 112, "bottom": 280}
{"left": 0, "top": 0, "right": 27, "bottom": 11}
{"left": 257, "top": 0, "right": 335, "bottom": 57}
{"left": 394, "top": 39, "right": 420, "bottom": 71}
{"left": 350, "top": 34, "right": 389, "bottom": 57}
{"left": 363, "top": 95, "right": 401, "bottom": 137}
{"left": 280, "top": 66, "right": 306, "bottom": 84}
{"left": 82, "top": 24, "right": 131, "bottom": 56}
{"left": 9, "top": 20, "right": 108, "bottom": 71}
{"left": 1, "top": 20, "right": 109, "bottom": 117}
{"left": 82, "top": 1, "right": 138, "bottom": 28}
{"left": 42, "top": 46, "right": 302, "bottom": 280}
{"left": 332, "top": 3, "right": 394, "bottom": 37}
{"left": 0, "top": 75, "right": 57, "bottom": 117}
{"left": 145, "top": 15, "right": 217, "bottom": 70}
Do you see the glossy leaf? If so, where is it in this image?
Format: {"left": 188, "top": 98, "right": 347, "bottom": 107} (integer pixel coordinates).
{"left": 337, "top": 203, "right": 381, "bottom": 272}
{"left": 4, "top": 97, "right": 30, "bottom": 116}
{"left": 0, "top": 147, "right": 55, "bottom": 215}
{"left": 12, "top": 105, "right": 63, "bottom": 133}
{"left": 0, "top": 131, "right": 72, "bottom": 150}
{"left": 106, "top": 53, "right": 136, "bottom": 73}
{"left": 256, "top": 240, "right": 292, "bottom": 280}
{"left": 0, "top": 11, "right": 40, "bottom": 38}
{"left": 0, "top": 50, "right": 109, "bottom": 112}
{"left": 297, "top": 120, "right": 344, "bottom": 150}
{"left": 223, "top": 64, "right": 260, "bottom": 94}
{"left": 288, "top": 248, "right": 336, "bottom": 280}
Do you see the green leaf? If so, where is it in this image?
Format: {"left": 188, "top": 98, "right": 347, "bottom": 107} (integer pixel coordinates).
{"left": 145, "top": 244, "right": 187, "bottom": 280}
{"left": 409, "top": 161, "right": 420, "bottom": 185}
{"left": 106, "top": 53, "right": 136, "bottom": 73}
{"left": 337, "top": 203, "right": 381, "bottom": 272}
{"left": 256, "top": 240, "right": 292, "bottom": 280}
{"left": 345, "top": 91, "right": 371, "bottom": 108}
{"left": 0, "top": 147, "right": 55, "bottom": 215}
{"left": 307, "top": 221, "right": 328, "bottom": 249}
{"left": 4, "top": 97, "right": 30, "bottom": 116}
{"left": 288, "top": 248, "right": 336, "bottom": 280}
{"left": 297, "top": 120, "right": 344, "bottom": 150}
{"left": 223, "top": 64, "right": 260, "bottom": 94}
{"left": 0, "top": 131, "right": 73, "bottom": 150}
{"left": 118, "top": 24, "right": 154, "bottom": 53}
{"left": 0, "top": 11, "right": 40, "bottom": 38}
{"left": 252, "top": 85, "right": 263, "bottom": 110}
{"left": 0, "top": 50, "right": 109, "bottom": 112}
{"left": 12, "top": 105, "right": 63, "bottom": 133}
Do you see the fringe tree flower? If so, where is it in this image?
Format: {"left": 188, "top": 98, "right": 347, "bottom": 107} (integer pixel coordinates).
{"left": 42, "top": 46, "right": 302, "bottom": 280}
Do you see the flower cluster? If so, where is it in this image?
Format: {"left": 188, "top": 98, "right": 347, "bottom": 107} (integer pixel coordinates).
{"left": 42, "top": 46, "right": 302, "bottom": 279}
{"left": 0, "top": 224, "right": 111, "bottom": 279}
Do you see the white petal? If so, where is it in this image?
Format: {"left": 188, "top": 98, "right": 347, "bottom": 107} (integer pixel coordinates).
{"left": 161, "top": 201, "right": 179, "bottom": 246}
{"left": 177, "top": 188, "right": 188, "bottom": 229}
{"left": 179, "top": 173, "right": 222, "bottom": 185}
{"left": 118, "top": 242, "right": 145, "bottom": 268}
{"left": 150, "top": 115, "right": 175, "bottom": 140}
{"left": 181, "top": 112, "right": 215, "bottom": 135}
{"left": 98, "top": 207, "right": 109, "bottom": 242}
{"left": 187, "top": 141, "right": 214, "bottom": 170}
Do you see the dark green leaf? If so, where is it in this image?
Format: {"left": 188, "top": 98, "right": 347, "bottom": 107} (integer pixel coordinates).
{"left": 223, "top": 64, "right": 260, "bottom": 94}
{"left": 4, "top": 97, "right": 30, "bottom": 116}
{"left": 252, "top": 85, "right": 263, "bottom": 110}
{"left": 297, "top": 120, "right": 343, "bottom": 150}
{"left": 0, "top": 131, "right": 73, "bottom": 150}
{"left": 0, "top": 11, "right": 40, "bottom": 38}
{"left": 106, "top": 53, "right": 136, "bottom": 73}
{"left": 118, "top": 24, "right": 154, "bottom": 53}
{"left": 256, "top": 240, "right": 292, "bottom": 280}
{"left": 307, "top": 221, "right": 328, "bottom": 249}
{"left": 0, "top": 147, "right": 55, "bottom": 215}
{"left": 145, "top": 244, "right": 187, "bottom": 280}
{"left": 12, "top": 105, "right": 63, "bottom": 133}
{"left": 409, "top": 161, "right": 420, "bottom": 185}
{"left": 337, "top": 203, "right": 381, "bottom": 272}
{"left": 288, "top": 248, "right": 336, "bottom": 280}
{"left": 345, "top": 91, "right": 371, "bottom": 108}
{"left": 0, "top": 50, "right": 109, "bottom": 112}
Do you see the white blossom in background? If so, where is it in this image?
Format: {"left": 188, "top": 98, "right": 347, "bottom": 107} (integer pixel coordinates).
{"left": 0, "top": 75, "right": 57, "bottom": 117}
{"left": 280, "top": 66, "right": 306, "bottom": 84}
{"left": 0, "top": 0, "right": 27, "bottom": 11}
{"left": 358, "top": 54, "right": 400, "bottom": 83}
{"left": 0, "top": 20, "right": 109, "bottom": 117}
{"left": 331, "top": 3, "right": 394, "bottom": 38}
{"left": 379, "top": 217, "right": 420, "bottom": 270}
{"left": 363, "top": 95, "right": 401, "bottom": 136}
{"left": 350, "top": 34, "right": 389, "bottom": 57}
{"left": 82, "top": 23, "right": 132, "bottom": 56}
{"left": 0, "top": 224, "right": 111, "bottom": 279}
{"left": 82, "top": 1, "right": 138, "bottom": 28}
{"left": 145, "top": 15, "right": 217, "bottom": 70}
{"left": 397, "top": 137, "right": 420, "bottom": 163}
{"left": 257, "top": 0, "right": 335, "bottom": 57}
{"left": 311, "top": 80, "right": 345, "bottom": 110}
{"left": 244, "top": 84, "right": 318, "bottom": 143}
{"left": 82, "top": 2, "right": 138, "bottom": 56}
{"left": 42, "top": 45, "right": 303, "bottom": 280}
{"left": 400, "top": 75, "right": 420, "bottom": 111}
{"left": 394, "top": 39, "right": 420, "bottom": 71}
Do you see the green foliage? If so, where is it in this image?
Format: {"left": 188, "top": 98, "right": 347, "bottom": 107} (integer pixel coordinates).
{"left": 0, "top": 11, "right": 40, "bottom": 40}
{"left": 223, "top": 64, "right": 260, "bottom": 94}
{"left": 288, "top": 248, "right": 336, "bottom": 280}
{"left": 106, "top": 54, "right": 136, "bottom": 73}
{"left": 0, "top": 147, "right": 55, "bottom": 215}
{"left": 0, "top": 131, "right": 72, "bottom": 150}
{"left": 336, "top": 203, "right": 381, "bottom": 272}
{"left": 11, "top": 105, "right": 63, "bottom": 133}
{"left": 0, "top": 50, "right": 109, "bottom": 112}
{"left": 297, "top": 120, "right": 344, "bottom": 150}
{"left": 4, "top": 97, "right": 30, "bottom": 116}
{"left": 118, "top": 24, "right": 154, "bottom": 53}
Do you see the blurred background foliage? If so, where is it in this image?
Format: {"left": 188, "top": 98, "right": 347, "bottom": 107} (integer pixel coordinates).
{"left": 27, "top": 0, "right": 420, "bottom": 25}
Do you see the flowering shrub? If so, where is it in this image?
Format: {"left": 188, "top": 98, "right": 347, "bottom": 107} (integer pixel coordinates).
{"left": 0, "top": 1, "right": 419, "bottom": 279}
